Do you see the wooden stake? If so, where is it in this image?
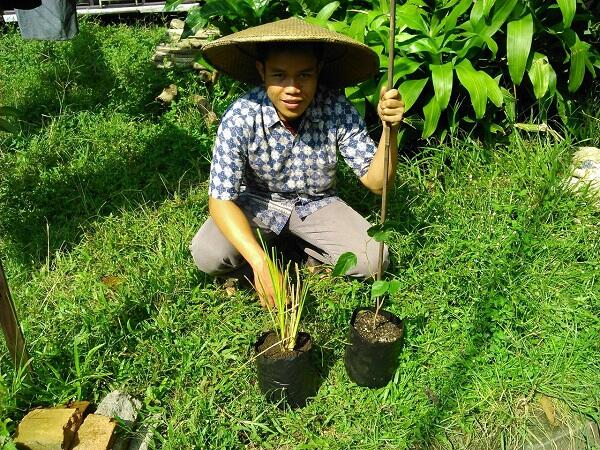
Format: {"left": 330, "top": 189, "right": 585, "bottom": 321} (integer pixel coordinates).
{"left": 377, "top": 0, "right": 396, "bottom": 282}
{"left": 0, "top": 257, "right": 30, "bottom": 370}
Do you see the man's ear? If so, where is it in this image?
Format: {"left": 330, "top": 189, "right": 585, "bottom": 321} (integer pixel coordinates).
{"left": 255, "top": 61, "right": 265, "bottom": 82}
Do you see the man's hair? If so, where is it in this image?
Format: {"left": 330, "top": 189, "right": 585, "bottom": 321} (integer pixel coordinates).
{"left": 255, "top": 41, "right": 324, "bottom": 63}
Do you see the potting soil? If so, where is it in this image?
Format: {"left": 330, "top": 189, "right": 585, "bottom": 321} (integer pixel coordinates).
{"left": 257, "top": 330, "right": 311, "bottom": 359}
{"left": 354, "top": 309, "right": 403, "bottom": 343}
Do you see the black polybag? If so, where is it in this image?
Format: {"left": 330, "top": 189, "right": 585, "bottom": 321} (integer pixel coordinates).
{"left": 344, "top": 307, "right": 404, "bottom": 388}
{"left": 254, "top": 331, "right": 319, "bottom": 408}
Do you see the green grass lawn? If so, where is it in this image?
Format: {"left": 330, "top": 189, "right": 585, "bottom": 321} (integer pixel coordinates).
{"left": 1, "top": 20, "right": 599, "bottom": 449}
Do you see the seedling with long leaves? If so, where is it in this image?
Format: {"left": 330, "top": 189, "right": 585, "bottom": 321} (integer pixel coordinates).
{"left": 257, "top": 236, "right": 309, "bottom": 352}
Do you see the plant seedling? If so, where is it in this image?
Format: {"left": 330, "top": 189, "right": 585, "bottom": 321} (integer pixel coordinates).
{"left": 256, "top": 235, "right": 309, "bottom": 352}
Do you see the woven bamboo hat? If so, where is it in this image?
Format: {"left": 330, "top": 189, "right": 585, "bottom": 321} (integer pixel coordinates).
{"left": 201, "top": 17, "right": 379, "bottom": 88}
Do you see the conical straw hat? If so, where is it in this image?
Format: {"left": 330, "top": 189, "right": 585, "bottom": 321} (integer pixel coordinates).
{"left": 201, "top": 17, "right": 379, "bottom": 88}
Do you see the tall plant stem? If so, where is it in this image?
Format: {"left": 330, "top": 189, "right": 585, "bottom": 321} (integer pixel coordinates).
{"left": 374, "top": 0, "right": 396, "bottom": 328}
{"left": 0, "top": 257, "right": 31, "bottom": 373}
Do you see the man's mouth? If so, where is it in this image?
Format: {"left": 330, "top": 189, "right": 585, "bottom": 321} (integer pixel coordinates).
{"left": 282, "top": 99, "right": 302, "bottom": 110}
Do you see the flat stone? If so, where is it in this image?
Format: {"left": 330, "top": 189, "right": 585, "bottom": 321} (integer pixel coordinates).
{"left": 70, "top": 414, "right": 116, "bottom": 450}
{"left": 569, "top": 146, "right": 600, "bottom": 204}
{"left": 573, "top": 146, "right": 600, "bottom": 164}
{"left": 95, "top": 391, "right": 142, "bottom": 450}
{"left": 524, "top": 418, "right": 600, "bottom": 449}
{"left": 13, "top": 408, "right": 83, "bottom": 450}
{"left": 170, "top": 18, "right": 185, "bottom": 29}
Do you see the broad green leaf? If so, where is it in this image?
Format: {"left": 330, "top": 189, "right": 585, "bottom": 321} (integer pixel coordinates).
{"left": 387, "top": 279, "right": 401, "bottom": 295}
{"left": 482, "top": 0, "right": 496, "bottom": 17}
{"left": 392, "top": 58, "right": 422, "bottom": 85}
{"left": 398, "top": 78, "right": 428, "bottom": 112}
{"left": 345, "top": 86, "right": 366, "bottom": 117}
{"left": 567, "top": 33, "right": 591, "bottom": 92}
{"left": 350, "top": 12, "right": 368, "bottom": 42}
{"left": 556, "top": 0, "right": 576, "bottom": 29}
{"left": 501, "top": 87, "right": 516, "bottom": 122}
{"left": 482, "top": 72, "right": 503, "bottom": 107}
{"left": 480, "top": 34, "right": 498, "bottom": 56}
{"left": 443, "top": 0, "right": 471, "bottom": 31}
{"left": 507, "top": 13, "right": 533, "bottom": 85}
{"left": 371, "top": 280, "right": 389, "bottom": 298}
{"left": 404, "top": 37, "right": 438, "bottom": 54}
{"left": 370, "top": 74, "right": 388, "bottom": 107}
{"left": 430, "top": 62, "right": 454, "bottom": 110}
{"left": 184, "top": 8, "right": 209, "bottom": 36}
{"left": 455, "top": 59, "right": 487, "bottom": 119}
{"left": 528, "top": 53, "right": 552, "bottom": 99}
{"left": 316, "top": 1, "right": 340, "bottom": 21}
{"left": 470, "top": 0, "right": 486, "bottom": 25}
{"left": 164, "top": 0, "right": 185, "bottom": 12}
{"left": 422, "top": 95, "right": 441, "bottom": 138}
{"left": 367, "top": 224, "right": 394, "bottom": 242}
{"left": 396, "top": 4, "right": 428, "bottom": 33}
{"left": 482, "top": 0, "right": 518, "bottom": 38}
{"left": 379, "top": 0, "right": 389, "bottom": 14}
{"left": 332, "top": 252, "right": 358, "bottom": 277}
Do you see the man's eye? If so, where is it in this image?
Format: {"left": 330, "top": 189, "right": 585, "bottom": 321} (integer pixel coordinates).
{"left": 271, "top": 73, "right": 283, "bottom": 78}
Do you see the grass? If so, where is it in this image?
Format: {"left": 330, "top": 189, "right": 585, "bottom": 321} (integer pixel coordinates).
{"left": 1, "top": 19, "right": 600, "bottom": 449}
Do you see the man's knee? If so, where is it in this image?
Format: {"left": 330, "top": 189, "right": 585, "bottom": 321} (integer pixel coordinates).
{"left": 189, "top": 227, "right": 242, "bottom": 276}
{"left": 345, "top": 243, "right": 389, "bottom": 278}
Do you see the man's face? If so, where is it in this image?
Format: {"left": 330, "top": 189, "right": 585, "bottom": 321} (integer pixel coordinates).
{"left": 256, "top": 49, "right": 320, "bottom": 122}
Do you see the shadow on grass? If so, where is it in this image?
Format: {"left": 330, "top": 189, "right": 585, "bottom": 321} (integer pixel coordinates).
{"left": 1, "top": 122, "right": 211, "bottom": 267}
{"left": 15, "top": 26, "right": 165, "bottom": 127}
{"left": 0, "top": 23, "right": 214, "bottom": 267}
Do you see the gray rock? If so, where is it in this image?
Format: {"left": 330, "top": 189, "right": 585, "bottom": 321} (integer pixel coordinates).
{"left": 95, "top": 391, "right": 142, "bottom": 450}
{"left": 128, "top": 414, "right": 160, "bottom": 450}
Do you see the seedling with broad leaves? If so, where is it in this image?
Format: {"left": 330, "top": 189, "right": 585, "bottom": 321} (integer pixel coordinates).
{"left": 332, "top": 223, "right": 400, "bottom": 329}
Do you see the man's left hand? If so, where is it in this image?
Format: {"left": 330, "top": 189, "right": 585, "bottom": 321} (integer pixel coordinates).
{"left": 378, "top": 87, "right": 404, "bottom": 130}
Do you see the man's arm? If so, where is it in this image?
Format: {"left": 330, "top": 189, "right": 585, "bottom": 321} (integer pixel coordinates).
{"left": 360, "top": 87, "right": 405, "bottom": 195}
{"left": 209, "top": 197, "right": 278, "bottom": 307}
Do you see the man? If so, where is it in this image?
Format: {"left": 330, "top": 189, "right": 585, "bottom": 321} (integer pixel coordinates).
{"left": 190, "top": 17, "right": 405, "bottom": 307}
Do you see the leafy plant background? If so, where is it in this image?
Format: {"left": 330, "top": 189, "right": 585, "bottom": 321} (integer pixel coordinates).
{"left": 167, "top": 0, "right": 600, "bottom": 139}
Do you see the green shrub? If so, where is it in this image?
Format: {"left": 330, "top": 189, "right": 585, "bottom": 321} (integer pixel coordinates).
{"left": 169, "top": 0, "right": 600, "bottom": 138}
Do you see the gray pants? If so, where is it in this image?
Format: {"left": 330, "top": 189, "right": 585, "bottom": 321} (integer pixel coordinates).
{"left": 190, "top": 199, "right": 389, "bottom": 278}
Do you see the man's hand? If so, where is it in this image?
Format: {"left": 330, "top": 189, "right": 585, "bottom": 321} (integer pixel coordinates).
{"left": 251, "top": 258, "right": 281, "bottom": 309}
{"left": 377, "top": 87, "right": 405, "bottom": 130}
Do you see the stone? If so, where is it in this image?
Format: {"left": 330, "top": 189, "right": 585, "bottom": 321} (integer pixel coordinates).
{"left": 13, "top": 408, "right": 83, "bottom": 450}
{"left": 95, "top": 391, "right": 142, "bottom": 450}
{"left": 170, "top": 18, "right": 185, "bottom": 30}
{"left": 70, "top": 414, "right": 116, "bottom": 450}
{"left": 569, "top": 146, "right": 600, "bottom": 204}
{"left": 524, "top": 418, "right": 600, "bottom": 450}
{"left": 128, "top": 413, "right": 161, "bottom": 450}
{"left": 156, "top": 84, "right": 178, "bottom": 104}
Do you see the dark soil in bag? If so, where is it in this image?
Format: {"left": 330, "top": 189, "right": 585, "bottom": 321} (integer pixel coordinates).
{"left": 254, "top": 331, "right": 319, "bottom": 408}
{"left": 344, "top": 307, "right": 404, "bottom": 388}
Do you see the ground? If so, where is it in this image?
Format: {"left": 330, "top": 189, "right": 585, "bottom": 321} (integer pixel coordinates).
{"left": 0, "top": 19, "right": 599, "bottom": 449}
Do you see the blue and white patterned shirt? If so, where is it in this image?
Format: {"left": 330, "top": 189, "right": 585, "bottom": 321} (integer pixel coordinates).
{"left": 208, "top": 86, "right": 377, "bottom": 234}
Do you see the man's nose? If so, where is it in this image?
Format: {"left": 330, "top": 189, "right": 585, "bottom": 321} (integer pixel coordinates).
{"left": 284, "top": 77, "right": 301, "bottom": 90}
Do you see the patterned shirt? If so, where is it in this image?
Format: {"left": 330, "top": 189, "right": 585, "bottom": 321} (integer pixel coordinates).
{"left": 208, "top": 86, "right": 377, "bottom": 234}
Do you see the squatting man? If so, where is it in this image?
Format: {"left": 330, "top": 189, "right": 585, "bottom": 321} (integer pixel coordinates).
{"left": 190, "top": 18, "right": 405, "bottom": 307}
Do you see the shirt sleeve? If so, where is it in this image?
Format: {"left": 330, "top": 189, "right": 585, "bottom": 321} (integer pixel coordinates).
{"left": 208, "top": 102, "right": 248, "bottom": 200}
{"left": 335, "top": 94, "right": 378, "bottom": 178}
